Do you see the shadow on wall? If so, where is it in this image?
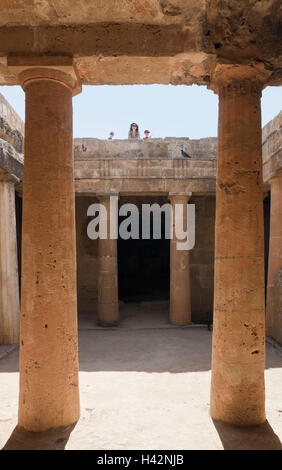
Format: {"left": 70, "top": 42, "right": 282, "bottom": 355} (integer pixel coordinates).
{"left": 213, "top": 420, "right": 282, "bottom": 450}
{"left": 2, "top": 424, "right": 76, "bottom": 450}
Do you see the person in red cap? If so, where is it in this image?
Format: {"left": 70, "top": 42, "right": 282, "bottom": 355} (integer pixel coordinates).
{"left": 108, "top": 131, "right": 114, "bottom": 140}
{"left": 143, "top": 130, "right": 150, "bottom": 140}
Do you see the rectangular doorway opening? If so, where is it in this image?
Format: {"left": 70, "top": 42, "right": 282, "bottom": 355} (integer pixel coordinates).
{"left": 118, "top": 196, "right": 170, "bottom": 303}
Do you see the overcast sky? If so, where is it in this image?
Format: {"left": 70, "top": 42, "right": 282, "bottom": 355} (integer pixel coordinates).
{"left": 1, "top": 84, "right": 281, "bottom": 140}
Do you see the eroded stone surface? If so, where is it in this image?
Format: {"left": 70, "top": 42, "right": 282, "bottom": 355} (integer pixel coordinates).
{"left": 0, "top": 1, "right": 281, "bottom": 86}
{"left": 18, "top": 75, "right": 80, "bottom": 431}
{"left": 211, "top": 78, "right": 266, "bottom": 425}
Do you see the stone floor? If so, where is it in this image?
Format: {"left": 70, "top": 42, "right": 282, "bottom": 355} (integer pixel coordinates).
{"left": 0, "top": 305, "right": 282, "bottom": 450}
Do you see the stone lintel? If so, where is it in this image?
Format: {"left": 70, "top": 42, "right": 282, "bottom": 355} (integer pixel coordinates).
{"left": 169, "top": 192, "right": 192, "bottom": 201}
{"left": 75, "top": 178, "right": 216, "bottom": 195}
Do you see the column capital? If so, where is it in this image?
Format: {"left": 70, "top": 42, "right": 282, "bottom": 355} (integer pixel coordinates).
{"left": 7, "top": 56, "right": 81, "bottom": 95}
{"left": 169, "top": 192, "right": 192, "bottom": 202}
{"left": 209, "top": 62, "right": 271, "bottom": 96}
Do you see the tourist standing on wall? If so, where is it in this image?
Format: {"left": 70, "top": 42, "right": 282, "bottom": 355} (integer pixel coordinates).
{"left": 143, "top": 130, "right": 150, "bottom": 140}
{"left": 128, "top": 123, "right": 140, "bottom": 139}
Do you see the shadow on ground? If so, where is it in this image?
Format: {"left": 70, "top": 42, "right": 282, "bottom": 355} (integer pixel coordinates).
{"left": 3, "top": 420, "right": 281, "bottom": 451}
{"left": 213, "top": 420, "right": 282, "bottom": 450}
{"left": 2, "top": 424, "right": 76, "bottom": 450}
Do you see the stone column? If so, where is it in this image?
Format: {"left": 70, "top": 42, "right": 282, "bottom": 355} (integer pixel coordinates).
{"left": 266, "top": 172, "right": 282, "bottom": 343}
{"left": 169, "top": 193, "right": 191, "bottom": 326}
{"left": 97, "top": 194, "right": 119, "bottom": 326}
{"left": 210, "top": 65, "right": 268, "bottom": 426}
{"left": 15, "top": 64, "right": 81, "bottom": 431}
{"left": 0, "top": 174, "right": 20, "bottom": 344}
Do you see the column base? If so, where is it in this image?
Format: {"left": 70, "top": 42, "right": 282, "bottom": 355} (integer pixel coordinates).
{"left": 210, "top": 359, "right": 266, "bottom": 427}
{"left": 98, "top": 320, "right": 119, "bottom": 327}
{"left": 97, "top": 303, "right": 119, "bottom": 327}
{"left": 169, "top": 318, "right": 192, "bottom": 327}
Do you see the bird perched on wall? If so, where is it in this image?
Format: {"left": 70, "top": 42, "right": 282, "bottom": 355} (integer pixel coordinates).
{"left": 181, "top": 147, "right": 192, "bottom": 158}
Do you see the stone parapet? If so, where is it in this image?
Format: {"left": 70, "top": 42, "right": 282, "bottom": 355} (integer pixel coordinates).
{"left": 73, "top": 137, "right": 217, "bottom": 195}
{"left": 74, "top": 137, "right": 218, "bottom": 160}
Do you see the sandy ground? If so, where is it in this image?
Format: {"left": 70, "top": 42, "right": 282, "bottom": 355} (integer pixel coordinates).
{"left": 0, "top": 305, "right": 282, "bottom": 450}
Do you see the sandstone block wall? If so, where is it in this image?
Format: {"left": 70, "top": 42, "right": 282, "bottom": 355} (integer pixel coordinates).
{"left": 76, "top": 196, "right": 99, "bottom": 313}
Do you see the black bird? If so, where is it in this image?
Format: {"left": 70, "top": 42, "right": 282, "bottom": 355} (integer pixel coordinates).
{"left": 181, "top": 148, "right": 192, "bottom": 158}
{"left": 207, "top": 311, "right": 213, "bottom": 331}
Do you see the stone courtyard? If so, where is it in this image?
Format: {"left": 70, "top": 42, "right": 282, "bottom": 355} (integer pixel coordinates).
{"left": 1, "top": 312, "right": 282, "bottom": 450}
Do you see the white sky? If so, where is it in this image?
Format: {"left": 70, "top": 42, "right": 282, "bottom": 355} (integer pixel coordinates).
{"left": 1, "top": 84, "right": 281, "bottom": 140}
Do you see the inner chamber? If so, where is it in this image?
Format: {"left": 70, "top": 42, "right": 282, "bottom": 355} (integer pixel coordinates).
{"left": 118, "top": 196, "right": 170, "bottom": 303}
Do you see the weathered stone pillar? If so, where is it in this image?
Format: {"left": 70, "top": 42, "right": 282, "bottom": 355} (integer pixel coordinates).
{"left": 169, "top": 193, "right": 191, "bottom": 326}
{"left": 97, "top": 194, "right": 119, "bottom": 326}
{"left": 266, "top": 172, "right": 282, "bottom": 343}
{"left": 15, "top": 64, "right": 81, "bottom": 431}
{"left": 0, "top": 175, "right": 20, "bottom": 344}
{"left": 210, "top": 65, "right": 268, "bottom": 426}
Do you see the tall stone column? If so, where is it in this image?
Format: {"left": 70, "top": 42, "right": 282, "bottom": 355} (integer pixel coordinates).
{"left": 97, "top": 194, "right": 119, "bottom": 326}
{"left": 169, "top": 193, "right": 191, "bottom": 326}
{"left": 0, "top": 175, "right": 20, "bottom": 344}
{"left": 210, "top": 65, "right": 268, "bottom": 426}
{"left": 266, "top": 172, "right": 282, "bottom": 343}
{"left": 13, "top": 63, "right": 81, "bottom": 431}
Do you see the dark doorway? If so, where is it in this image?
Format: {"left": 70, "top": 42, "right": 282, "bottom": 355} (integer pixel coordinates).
{"left": 118, "top": 196, "right": 170, "bottom": 302}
